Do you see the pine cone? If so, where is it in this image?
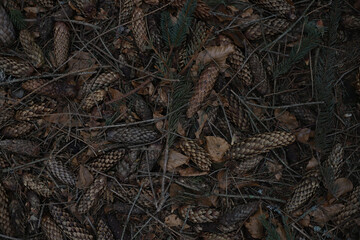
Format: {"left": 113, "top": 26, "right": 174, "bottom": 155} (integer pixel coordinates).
{"left": 285, "top": 169, "right": 321, "bottom": 213}
{"left": 0, "top": 109, "right": 15, "bottom": 126}
{"left": 19, "top": 29, "right": 45, "bottom": 68}
{"left": 88, "top": 149, "right": 126, "bottom": 172}
{"left": 228, "top": 46, "right": 252, "bottom": 87}
{"left": 342, "top": 15, "right": 360, "bottom": 29}
{"left": 107, "top": 127, "right": 159, "bottom": 145}
{"left": 250, "top": 0, "right": 296, "bottom": 20}
{"left": 171, "top": 0, "right": 211, "bottom": 19}
{"left": 0, "top": 139, "right": 40, "bottom": 157}
{"left": 223, "top": 90, "right": 249, "bottom": 130}
{"left": 248, "top": 49, "right": 269, "bottom": 94}
{"left": 180, "top": 139, "right": 212, "bottom": 171}
{"left": 355, "top": 67, "right": 360, "bottom": 95}
{"left": 23, "top": 173, "right": 53, "bottom": 198}
{"left": 201, "top": 232, "right": 237, "bottom": 240}
{"left": 147, "top": 14, "right": 161, "bottom": 50}
{"left": 279, "top": 94, "right": 316, "bottom": 125}
{"left": 333, "top": 186, "right": 360, "bottom": 227}
{"left": 119, "top": 0, "right": 134, "bottom": 24}
{"left": 49, "top": 204, "right": 94, "bottom": 239}
{"left": 111, "top": 184, "right": 155, "bottom": 209}
{"left": 0, "top": 5, "right": 15, "bottom": 47}
{"left": 245, "top": 18, "right": 290, "bottom": 41}
{"left": 225, "top": 155, "right": 263, "bottom": 174}
{"left": 54, "top": 22, "right": 70, "bottom": 69}
{"left": 82, "top": 72, "right": 120, "bottom": 95}
{"left": 97, "top": 219, "right": 115, "bottom": 240}
{"left": 46, "top": 158, "right": 76, "bottom": 186}
{"left": 1, "top": 121, "right": 35, "bottom": 138}
{"left": 78, "top": 176, "right": 107, "bottom": 214}
{"left": 116, "top": 149, "right": 140, "bottom": 181}
{"left": 219, "top": 202, "right": 258, "bottom": 226}
{"left": 0, "top": 56, "right": 34, "bottom": 77}
{"left": 41, "top": 215, "right": 64, "bottom": 240}
{"left": 15, "top": 101, "right": 57, "bottom": 121}
{"left": 37, "top": 0, "right": 54, "bottom": 8}
{"left": 81, "top": 89, "right": 106, "bottom": 112}
{"left": 138, "top": 143, "right": 163, "bottom": 173}
{"left": 69, "top": 0, "right": 97, "bottom": 18}
{"left": 325, "top": 144, "right": 344, "bottom": 180}
{"left": 225, "top": 131, "right": 295, "bottom": 160}
{"left": 179, "top": 205, "right": 220, "bottom": 223}
{"left": 122, "top": 84, "right": 153, "bottom": 120}
{"left": 132, "top": 7, "right": 148, "bottom": 52}
{"left": 9, "top": 199, "right": 25, "bottom": 237}
{"left": 187, "top": 64, "right": 219, "bottom": 118}
{"left": 22, "top": 79, "right": 77, "bottom": 99}
{"left": 0, "top": 182, "right": 12, "bottom": 236}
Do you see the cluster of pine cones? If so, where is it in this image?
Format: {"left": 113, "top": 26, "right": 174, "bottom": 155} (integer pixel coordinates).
{"left": 0, "top": 0, "right": 359, "bottom": 239}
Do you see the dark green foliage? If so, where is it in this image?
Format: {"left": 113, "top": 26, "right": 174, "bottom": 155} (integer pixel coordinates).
{"left": 161, "top": 0, "right": 197, "bottom": 48}
{"left": 9, "top": 9, "right": 26, "bottom": 30}
{"left": 260, "top": 215, "right": 294, "bottom": 240}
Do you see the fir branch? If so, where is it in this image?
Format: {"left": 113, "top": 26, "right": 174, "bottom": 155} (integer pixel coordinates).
{"left": 9, "top": 9, "right": 26, "bottom": 31}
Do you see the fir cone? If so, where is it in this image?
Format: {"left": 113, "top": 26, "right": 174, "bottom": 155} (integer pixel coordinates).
{"left": 333, "top": 186, "right": 360, "bottom": 227}
{"left": 285, "top": 169, "right": 321, "bottom": 213}
{"left": 179, "top": 205, "right": 220, "bottom": 223}
{"left": 0, "top": 109, "right": 15, "bottom": 126}
{"left": 81, "top": 89, "right": 106, "bottom": 112}
{"left": 228, "top": 46, "right": 252, "bottom": 87}
{"left": 223, "top": 90, "right": 249, "bottom": 130}
{"left": 245, "top": 18, "right": 290, "bottom": 41}
{"left": 342, "top": 15, "right": 360, "bottom": 29}
{"left": 19, "top": 29, "right": 45, "bottom": 68}
{"left": 37, "top": 0, "right": 54, "bottom": 8}
{"left": 23, "top": 173, "right": 53, "bottom": 198}
{"left": 9, "top": 199, "right": 25, "bottom": 237}
{"left": 111, "top": 184, "right": 155, "bottom": 209}
{"left": 279, "top": 94, "right": 316, "bottom": 125}
{"left": 250, "top": 0, "right": 296, "bottom": 20}
{"left": 22, "top": 79, "right": 77, "bottom": 99}
{"left": 225, "top": 155, "right": 263, "bottom": 175}
{"left": 0, "top": 5, "right": 15, "bottom": 47}
{"left": 119, "top": 0, "right": 134, "bottom": 24}
{"left": 122, "top": 83, "right": 153, "bottom": 120}
{"left": 0, "top": 182, "right": 12, "bottom": 236}
{"left": 355, "top": 67, "right": 360, "bottom": 95}
{"left": 116, "top": 149, "right": 140, "bottom": 181}
{"left": 138, "top": 143, "right": 163, "bottom": 173}
{"left": 46, "top": 158, "right": 76, "bottom": 186}
{"left": 49, "top": 204, "right": 94, "bottom": 240}
{"left": 325, "top": 144, "right": 344, "bottom": 180}
{"left": 97, "top": 219, "right": 114, "bottom": 240}
{"left": 132, "top": 7, "right": 148, "bottom": 52}
{"left": 78, "top": 176, "right": 107, "bottom": 214}
{"left": 54, "top": 22, "right": 70, "bottom": 69}
{"left": 88, "top": 149, "right": 126, "bottom": 172}
{"left": 15, "top": 101, "right": 56, "bottom": 121}
{"left": 224, "top": 131, "right": 295, "bottom": 160}
{"left": 1, "top": 121, "right": 35, "bottom": 138}
{"left": 0, "top": 56, "right": 34, "bottom": 77}
{"left": 187, "top": 64, "right": 219, "bottom": 118}
{"left": 0, "top": 139, "right": 40, "bottom": 157}
{"left": 180, "top": 139, "right": 212, "bottom": 171}
{"left": 69, "top": 0, "right": 97, "bottom": 18}
{"left": 107, "top": 127, "right": 159, "bottom": 145}
{"left": 82, "top": 72, "right": 120, "bottom": 95}
{"left": 171, "top": 0, "right": 211, "bottom": 19}
{"left": 41, "top": 215, "right": 64, "bottom": 240}
{"left": 201, "top": 232, "right": 238, "bottom": 240}
{"left": 147, "top": 14, "right": 161, "bottom": 49}
{"left": 219, "top": 202, "right": 258, "bottom": 226}
{"left": 248, "top": 49, "right": 269, "bottom": 94}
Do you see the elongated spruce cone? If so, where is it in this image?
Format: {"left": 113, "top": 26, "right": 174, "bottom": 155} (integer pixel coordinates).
{"left": 0, "top": 56, "right": 34, "bottom": 77}
{"left": 250, "top": 0, "right": 296, "bottom": 20}
{"left": 245, "top": 18, "right": 290, "bottom": 41}
{"left": 279, "top": 94, "right": 316, "bottom": 125}
{"left": 285, "top": 169, "right": 321, "bottom": 213}
{"left": 171, "top": 0, "right": 211, "bottom": 19}
{"left": 38, "top": 0, "right": 54, "bottom": 8}
{"left": 248, "top": 49, "right": 269, "bottom": 94}
{"left": 333, "top": 186, "right": 360, "bottom": 228}
{"left": 82, "top": 72, "right": 120, "bottom": 95}
{"left": 41, "top": 215, "right": 64, "bottom": 240}
{"left": 179, "top": 205, "right": 220, "bottom": 223}
{"left": 180, "top": 139, "right": 212, "bottom": 171}
{"left": 342, "top": 15, "right": 360, "bottom": 29}
{"left": 0, "top": 139, "right": 40, "bottom": 157}
{"left": 138, "top": 143, "right": 163, "bottom": 173}
{"left": 81, "top": 89, "right": 106, "bottom": 112}
{"left": 88, "top": 149, "right": 126, "bottom": 172}
{"left": 97, "top": 219, "right": 115, "bottom": 240}
{"left": 54, "top": 22, "right": 70, "bottom": 69}
{"left": 9, "top": 199, "right": 25, "bottom": 237}
{"left": 0, "top": 109, "right": 14, "bottom": 126}
{"left": 325, "top": 144, "right": 344, "bottom": 180}
{"left": 219, "top": 201, "right": 258, "bottom": 226}
{"left": 201, "top": 232, "right": 238, "bottom": 240}
{"left": 117, "top": 149, "right": 140, "bottom": 181}
{"left": 225, "top": 155, "right": 263, "bottom": 174}
{"left": 69, "top": 0, "right": 97, "bottom": 18}
{"left": 225, "top": 131, "right": 295, "bottom": 160}
{"left": 107, "top": 127, "right": 159, "bottom": 145}
{"left": 228, "top": 46, "right": 252, "bottom": 87}
{"left": 0, "top": 182, "right": 12, "bottom": 236}
{"left": 78, "top": 176, "right": 107, "bottom": 214}
{"left": 119, "top": 0, "right": 134, "bottom": 24}
{"left": 22, "top": 79, "right": 76, "bottom": 99}
{"left": 187, "top": 64, "right": 219, "bottom": 118}
{"left": 132, "top": 7, "right": 148, "bottom": 52}
{"left": 1, "top": 121, "right": 34, "bottom": 138}
{"left": 19, "top": 30, "right": 45, "bottom": 68}
{"left": 111, "top": 183, "right": 155, "bottom": 209}
{"left": 122, "top": 84, "right": 152, "bottom": 120}
{"left": 15, "top": 101, "right": 56, "bottom": 121}
{"left": 49, "top": 204, "right": 94, "bottom": 239}
{"left": 46, "top": 158, "right": 76, "bottom": 186}
{"left": 23, "top": 173, "right": 53, "bottom": 198}
{"left": 0, "top": 5, "right": 15, "bottom": 47}
{"left": 223, "top": 90, "right": 249, "bottom": 130}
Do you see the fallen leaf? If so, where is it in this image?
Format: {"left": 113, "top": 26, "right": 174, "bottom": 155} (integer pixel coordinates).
{"left": 274, "top": 109, "right": 299, "bottom": 130}
{"left": 67, "top": 51, "right": 98, "bottom": 82}
{"left": 306, "top": 157, "right": 319, "bottom": 170}
{"left": 108, "top": 88, "right": 123, "bottom": 101}
{"left": 328, "top": 178, "right": 353, "bottom": 199}
{"left": 205, "top": 136, "right": 230, "bottom": 162}
{"left": 153, "top": 111, "right": 165, "bottom": 131}
{"left": 266, "top": 161, "right": 283, "bottom": 180}
{"left": 76, "top": 165, "right": 94, "bottom": 189}
{"left": 310, "top": 203, "right": 344, "bottom": 225}
{"left": 177, "top": 122, "right": 186, "bottom": 137}
{"left": 178, "top": 167, "right": 208, "bottom": 177}
{"left": 165, "top": 214, "right": 187, "bottom": 227}
{"left": 217, "top": 170, "right": 230, "bottom": 190}
{"left": 169, "top": 183, "right": 184, "bottom": 199}
{"left": 197, "top": 194, "right": 218, "bottom": 207}
{"left": 295, "top": 128, "right": 312, "bottom": 144}
{"left": 245, "top": 209, "right": 267, "bottom": 239}
{"left": 158, "top": 150, "right": 189, "bottom": 171}
{"left": 241, "top": 8, "right": 253, "bottom": 18}
{"left": 131, "top": 81, "right": 155, "bottom": 96}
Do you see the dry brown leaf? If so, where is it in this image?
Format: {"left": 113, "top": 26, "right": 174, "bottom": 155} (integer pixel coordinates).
{"left": 169, "top": 183, "right": 184, "bottom": 199}
{"left": 131, "top": 81, "right": 155, "bottom": 96}
{"left": 76, "top": 165, "right": 94, "bottom": 189}
{"left": 197, "top": 193, "right": 218, "bottom": 207}
{"left": 310, "top": 204, "right": 344, "bottom": 225}
{"left": 178, "top": 167, "right": 208, "bottom": 177}
{"left": 177, "top": 122, "right": 186, "bottom": 137}
{"left": 329, "top": 178, "right": 353, "bottom": 199}
{"left": 165, "top": 214, "right": 187, "bottom": 228}
{"left": 158, "top": 150, "right": 189, "bottom": 171}
{"left": 245, "top": 209, "right": 267, "bottom": 239}
{"left": 241, "top": 8, "right": 253, "bottom": 18}
{"left": 274, "top": 109, "right": 299, "bottom": 130}
{"left": 295, "top": 128, "right": 312, "bottom": 144}
{"left": 266, "top": 161, "right": 283, "bottom": 180}
{"left": 306, "top": 157, "right": 319, "bottom": 170}
{"left": 108, "top": 88, "right": 123, "bottom": 100}
{"left": 205, "top": 136, "right": 230, "bottom": 163}
{"left": 67, "top": 51, "right": 98, "bottom": 82}
{"left": 217, "top": 170, "right": 230, "bottom": 190}
{"left": 153, "top": 111, "right": 165, "bottom": 131}
{"left": 24, "top": 7, "right": 47, "bottom": 14}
